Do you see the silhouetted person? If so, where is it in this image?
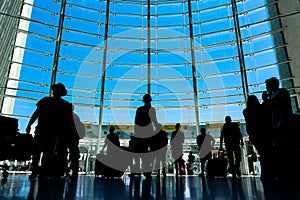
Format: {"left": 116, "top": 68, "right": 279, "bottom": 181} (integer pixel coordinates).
{"left": 134, "top": 94, "right": 158, "bottom": 177}
{"left": 220, "top": 116, "right": 244, "bottom": 178}
{"left": 101, "top": 126, "right": 120, "bottom": 156}
{"left": 128, "top": 135, "right": 139, "bottom": 177}
{"left": 243, "top": 95, "right": 272, "bottom": 180}
{"left": 243, "top": 95, "right": 263, "bottom": 153}
{"left": 170, "top": 123, "right": 185, "bottom": 176}
{"left": 263, "top": 77, "right": 293, "bottom": 130}
{"left": 26, "top": 83, "right": 71, "bottom": 179}
{"left": 1, "top": 163, "right": 9, "bottom": 185}
{"left": 262, "top": 77, "right": 293, "bottom": 182}
{"left": 65, "top": 104, "right": 85, "bottom": 178}
{"left": 197, "top": 128, "right": 215, "bottom": 177}
{"left": 149, "top": 123, "right": 168, "bottom": 177}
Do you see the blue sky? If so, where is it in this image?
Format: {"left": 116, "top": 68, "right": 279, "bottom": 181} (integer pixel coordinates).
{"left": 8, "top": 0, "right": 280, "bottom": 134}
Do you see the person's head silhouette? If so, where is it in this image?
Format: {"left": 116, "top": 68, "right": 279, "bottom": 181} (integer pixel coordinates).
{"left": 225, "top": 116, "right": 231, "bottom": 123}
{"left": 265, "top": 77, "right": 279, "bottom": 92}
{"left": 175, "top": 123, "right": 181, "bottom": 130}
{"left": 200, "top": 127, "right": 206, "bottom": 135}
{"left": 247, "top": 95, "right": 260, "bottom": 108}
{"left": 142, "top": 94, "right": 152, "bottom": 103}
{"left": 51, "top": 83, "right": 67, "bottom": 97}
{"left": 109, "top": 126, "right": 115, "bottom": 133}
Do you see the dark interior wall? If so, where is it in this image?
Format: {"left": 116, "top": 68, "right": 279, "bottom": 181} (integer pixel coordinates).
{"left": 266, "top": 0, "right": 299, "bottom": 111}
{"left": 0, "top": 0, "right": 23, "bottom": 110}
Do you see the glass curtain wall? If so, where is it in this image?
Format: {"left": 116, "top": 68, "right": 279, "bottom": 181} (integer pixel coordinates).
{"left": 1, "top": 0, "right": 282, "bottom": 136}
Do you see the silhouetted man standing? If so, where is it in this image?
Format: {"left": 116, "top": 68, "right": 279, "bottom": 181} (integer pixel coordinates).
{"left": 220, "top": 116, "right": 244, "bottom": 178}
{"left": 170, "top": 123, "right": 185, "bottom": 176}
{"left": 262, "top": 77, "right": 293, "bottom": 181}
{"left": 26, "top": 83, "right": 71, "bottom": 179}
{"left": 134, "top": 94, "right": 158, "bottom": 177}
{"left": 101, "top": 126, "right": 120, "bottom": 156}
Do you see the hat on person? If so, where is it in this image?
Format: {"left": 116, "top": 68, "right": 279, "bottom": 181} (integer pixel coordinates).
{"left": 51, "top": 82, "right": 67, "bottom": 96}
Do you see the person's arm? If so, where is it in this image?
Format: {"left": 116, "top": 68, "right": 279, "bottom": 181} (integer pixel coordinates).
{"left": 26, "top": 109, "right": 39, "bottom": 134}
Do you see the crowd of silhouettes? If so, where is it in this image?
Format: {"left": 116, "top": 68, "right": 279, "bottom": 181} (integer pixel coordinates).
{"left": 243, "top": 77, "right": 299, "bottom": 182}
{"left": 19, "top": 76, "right": 300, "bottom": 183}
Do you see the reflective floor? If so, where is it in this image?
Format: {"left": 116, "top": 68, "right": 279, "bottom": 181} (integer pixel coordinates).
{"left": 0, "top": 175, "right": 300, "bottom": 200}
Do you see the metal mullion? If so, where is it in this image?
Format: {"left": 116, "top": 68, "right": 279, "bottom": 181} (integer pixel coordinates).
{"left": 199, "top": 85, "right": 245, "bottom": 93}
{"left": 63, "top": 27, "right": 104, "bottom": 38}
{"left": 97, "top": 0, "right": 111, "bottom": 154}
{"left": 60, "top": 40, "right": 103, "bottom": 50}
{"left": 59, "top": 55, "right": 102, "bottom": 65}
{"left": 10, "top": 60, "right": 51, "bottom": 71}
{"left": 193, "top": 14, "right": 231, "bottom": 27}
{"left": 14, "top": 45, "right": 53, "bottom": 57}
{"left": 244, "top": 44, "right": 287, "bottom": 57}
{"left": 147, "top": 0, "right": 151, "bottom": 94}
{"left": 6, "top": 77, "right": 49, "bottom": 87}
{"left": 15, "top": 28, "right": 56, "bottom": 42}
{"left": 64, "top": 14, "right": 104, "bottom": 26}
{"left": 56, "top": 70, "right": 102, "bottom": 79}
{"left": 0, "top": 87, "right": 48, "bottom": 97}
{"left": 109, "top": 35, "right": 188, "bottom": 41}
{"left": 241, "top": 27, "right": 286, "bottom": 42}
{"left": 66, "top": 2, "right": 105, "bottom": 14}
{"left": 194, "top": 27, "right": 235, "bottom": 38}
{"left": 0, "top": 12, "right": 58, "bottom": 29}
{"left": 50, "top": 0, "right": 66, "bottom": 93}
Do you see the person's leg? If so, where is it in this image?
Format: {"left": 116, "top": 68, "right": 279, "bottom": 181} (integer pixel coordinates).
{"left": 69, "top": 140, "right": 80, "bottom": 176}
{"left": 226, "top": 146, "right": 235, "bottom": 176}
{"left": 161, "top": 150, "right": 167, "bottom": 177}
{"left": 29, "top": 137, "right": 42, "bottom": 179}
{"left": 30, "top": 150, "right": 41, "bottom": 178}
{"left": 174, "top": 160, "right": 179, "bottom": 176}
{"left": 233, "top": 145, "right": 242, "bottom": 177}
{"left": 199, "top": 159, "right": 205, "bottom": 176}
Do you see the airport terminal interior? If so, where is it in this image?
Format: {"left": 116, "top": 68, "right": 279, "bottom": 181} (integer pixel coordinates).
{"left": 1, "top": 0, "right": 300, "bottom": 199}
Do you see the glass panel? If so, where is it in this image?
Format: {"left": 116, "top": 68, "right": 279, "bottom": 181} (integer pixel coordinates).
{"left": 3, "top": 0, "right": 283, "bottom": 134}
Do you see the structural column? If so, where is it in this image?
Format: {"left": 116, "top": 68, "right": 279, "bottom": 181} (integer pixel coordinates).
{"left": 187, "top": 0, "right": 200, "bottom": 135}
{"left": 147, "top": 0, "right": 151, "bottom": 94}
{"left": 231, "top": 0, "right": 249, "bottom": 101}
{"left": 50, "top": 0, "right": 66, "bottom": 94}
{"left": 96, "top": 0, "right": 111, "bottom": 154}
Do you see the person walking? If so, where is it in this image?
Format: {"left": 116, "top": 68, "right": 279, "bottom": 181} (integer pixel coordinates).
{"left": 197, "top": 128, "right": 215, "bottom": 177}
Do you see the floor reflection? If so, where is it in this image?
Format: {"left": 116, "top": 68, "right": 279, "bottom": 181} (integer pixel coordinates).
{"left": 1, "top": 175, "right": 300, "bottom": 199}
